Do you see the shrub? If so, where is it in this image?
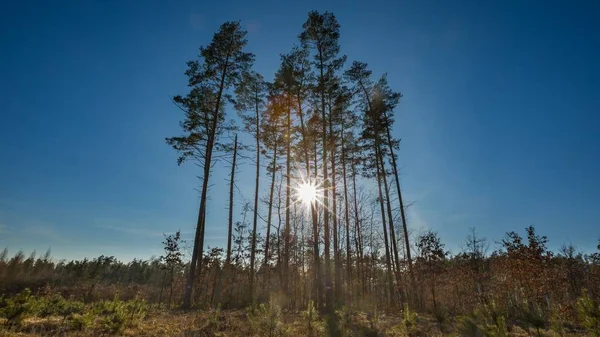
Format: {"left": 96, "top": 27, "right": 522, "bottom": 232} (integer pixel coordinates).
{"left": 549, "top": 304, "right": 567, "bottom": 337}
{"left": 247, "top": 297, "right": 282, "bottom": 337}
{"left": 301, "top": 300, "right": 324, "bottom": 337}
{"left": 88, "top": 294, "right": 147, "bottom": 334}
{"left": 387, "top": 304, "right": 418, "bottom": 337}
{"left": 434, "top": 305, "right": 449, "bottom": 332}
{"left": 0, "top": 288, "right": 34, "bottom": 326}
{"left": 456, "top": 302, "right": 508, "bottom": 337}
{"left": 123, "top": 296, "right": 148, "bottom": 326}
{"left": 518, "top": 298, "right": 547, "bottom": 337}
{"left": 92, "top": 298, "right": 128, "bottom": 334}
{"left": 456, "top": 314, "right": 479, "bottom": 337}
{"left": 37, "top": 293, "right": 85, "bottom": 321}
{"left": 69, "top": 311, "right": 95, "bottom": 331}
{"left": 402, "top": 303, "right": 418, "bottom": 335}
{"left": 577, "top": 289, "right": 600, "bottom": 336}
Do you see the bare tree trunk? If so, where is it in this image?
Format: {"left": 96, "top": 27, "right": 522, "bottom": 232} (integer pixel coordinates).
{"left": 183, "top": 52, "right": 230, "bottom": 309}
{"left": 263, "top": 144, "right": 278, "bottom": 270}
{"left": 158, "top": 270, "right": 168, "bottom": 308}
{"left": 379, "top": 150, "right": 403, "bottom": 307}
{"left": 341, "top": 127, "right": 352, "bottom": 301}
{"left": 313, "top": 139, "right": 323, "bottom": 310}
{"left": 276, "top": 176, "right": 284, "bottom": 288}
{"left": 292, "top": 202, "right": 299, "bottom": 310}
{"left": 249, "top": 95, "right": 261, "bottom": 302}
{"left": 168, "top": 269, "right": 174, "bottom": 308}
{"left": 226, "top": 135, "right": 238, "bottom": 266}
{"left": 351, "top": 153, "right": 364, "bottom": 298}
{"left": 383, "top": 120, "right": 414, "bottom": 290}
{"left": 318, "top": 52, "right": 333, "bottom": 312}
{"left": 283, "top": 99, "right": 292, "bottom": 297}
{"left": 328, "top": 110, "right": 341, "bottom": 303}
{"left": 300, "top": 210, "right": 307, "bottom": 308}
{"left": 296, "top": 66, "right": 322, "bottom": 312}
{"left": 375, "top": 145, "right": 395, "bottom": 306}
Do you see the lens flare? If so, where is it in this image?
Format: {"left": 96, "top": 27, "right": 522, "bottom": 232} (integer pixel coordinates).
{"left": 296, "top": 181, "right": 317, "bottom": 207}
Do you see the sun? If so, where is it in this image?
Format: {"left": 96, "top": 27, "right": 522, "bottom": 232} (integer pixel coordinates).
{"left": 296, "top": 181, "right": 317, "bottom": 207}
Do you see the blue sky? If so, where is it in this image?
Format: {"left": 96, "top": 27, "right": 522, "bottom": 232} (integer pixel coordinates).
{"left": 1, "top": 0, "right": 599, "bottom": 261}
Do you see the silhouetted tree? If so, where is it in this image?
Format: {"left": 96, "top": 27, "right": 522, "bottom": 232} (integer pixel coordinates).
{"left": 235, "top": 71, "right": 267, "bottom": 300}
{"left": 158, "top": 230, "right": 184, "bottom": 308}
{"left": 300, "top": 10, "right": 346, "bottom": 311}
{"left": 166, "top": 21, "right": 254, "bottom": 308}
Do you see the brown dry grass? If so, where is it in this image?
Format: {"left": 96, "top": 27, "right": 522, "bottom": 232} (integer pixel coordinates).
{"left": 0, "top": 309, "right": 587, "bottom": 337}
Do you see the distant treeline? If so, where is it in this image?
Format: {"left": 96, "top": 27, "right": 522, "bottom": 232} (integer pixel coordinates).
{"left": 2, "top": 225, "right": 599, "bottom": 324}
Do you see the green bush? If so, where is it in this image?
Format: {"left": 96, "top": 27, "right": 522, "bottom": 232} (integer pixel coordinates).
{"left": 456, "top": 302, "right": 508, "bottom": 337}
{"left": 0, "top": 288, "right": 34, "bottom": 326}
{"left": 577, "top": 289, "right": 600, "bottom": 336}
{"left": 91, "top": 299, "right": 128, "bottom": 334}
{"left": 402, "top": 303, "right": 418, "bottom": 335}
{"left": 549, "top": 304, "right": 566, "bottom": 337}
{"left": 37, "top": 293, "right": 85, "bottom": 321}
{"left": 69, "top": 311, "right": 95, "bottom": 331}
{"left": 518, "top": 298, "right": 547, "bottom": 337}
{"left": 456, "top": 314, "right": 479, "bottom": 337}
{"left": 387, "top": 304, "right": 418, "bottom": 337}
{"left": 247, "top": 297, "right": 282, "bottom": 337}
{"left": 434, "top": 305, "right": 449, "bottom": 332}
{"left": 89, "top": 295, "right": 147, "bottom": 334}
{"left": 301, "top": 300, "right": 324, "bottom": 337}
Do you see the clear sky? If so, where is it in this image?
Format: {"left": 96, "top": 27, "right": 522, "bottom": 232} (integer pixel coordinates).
{"left": 1, "top": 0, "right": 599, "bottom": 261}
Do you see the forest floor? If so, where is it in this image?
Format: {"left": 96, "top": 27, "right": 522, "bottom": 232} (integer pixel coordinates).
{"left": 0, "top": 308, "right": 585, "bottom": 337}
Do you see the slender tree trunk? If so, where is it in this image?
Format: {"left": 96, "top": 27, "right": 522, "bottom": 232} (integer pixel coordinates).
{"left": 283, "top": 99, "right": 292, "bottom": 297}
{"left": 276, "top": 177, "right": 284, "bottom": 288}
{"left": 219, "top": 135, "right": 238, "bottom": 308}
{"left": 318, "top": 51, "right": 333, "bottom": 312}
{"left": 383, "top": 120, "right": 415, "bottom": 292}
{"left": 158, "top": 270, "right": 168, "bottom": 308}
{"left": 379, "top": 150, "right": 403, "bottom": 307}
{"left": 249, "top": 94, "right": 261, "bottom": 302}
{"left": 300, "top": 210, "right": 307, "bottom": 308}
{"left": 183, "top": 52, "right": 230, "bottom": 309}
{"left": 297, "top": 99, "right": 321, "bottom": 309}
{"left": 292, "top": 202, "right": 299, "bottom": 310}
{"left": 351, "top": 153, "right": 364, "bottom": 297}
{"left": 341, "top": 128, "right": 352, "bottom": 301}
{"left": 226, "top": 135, "right": 238, "bottom": 266}
{"left": 168, "top": 269, "right": 174, "bottom": 307}
{"left": 211, "top": 264, "right": 219, "bottom": 305}
{"left": 264, "top": 145, "right": 278, "bottom": 269}
{"left": 313, "top": 138, "right": 323, "bottom": 310}
{"left": 328, "top": 105, "right": 341, "bottom": 303}
{"left": 375, "top": 145, "right": 395, "bottom": 306}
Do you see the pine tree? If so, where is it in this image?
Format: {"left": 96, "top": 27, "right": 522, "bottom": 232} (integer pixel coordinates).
{"left": 166, "top": 21, "right": 254, "bottom": 309}
{"left": 235, "top": 71, "right": 267, "bottom": 301}
{"left": 300, "top": 10, "right": 346, "bottom": 311}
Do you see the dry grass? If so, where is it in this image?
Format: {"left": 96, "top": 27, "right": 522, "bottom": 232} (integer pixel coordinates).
{"left": 0, "top": 309, "right": 588, "bottom": 337}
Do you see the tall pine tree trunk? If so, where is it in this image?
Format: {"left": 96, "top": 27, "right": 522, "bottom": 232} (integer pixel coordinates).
{"left": 297, "top": 97, "right": 322, "bottom": 310}
{"left": 183, "top": 52, "right": 230, "bottom": 309}
{"left": 249, "top": 96, "right": 261, "bottom": 301}
{"left": 379, "top": 149, "right": 403, "bottom": 306}
{"left": 226, "top": 134, "right": 238, "bottom": 265}
{"left": 375, "top": 145, "right": 395, "bottom": 306}
{"left": 313, "top": 138, "right": 323, "bottom": 309}
{"left": 328, "top": 109, "right": 341, "bottom": 303}
{"left": 341, "top": 127, "right": 352, "bottom": 301}
{"left": 319, "top": 54, "right": 333, "bottom": 312}
{"left": 350, "top": 151, "right": 364, "bottom": 297}
{"left": 263, "top": 144, "right": 278, "bottom": 270}
{"left": 384, "top": 124, "right": 415, "bottom": 291}
{"left": 283, "top": 99, "right": 292, "bottom": 296}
